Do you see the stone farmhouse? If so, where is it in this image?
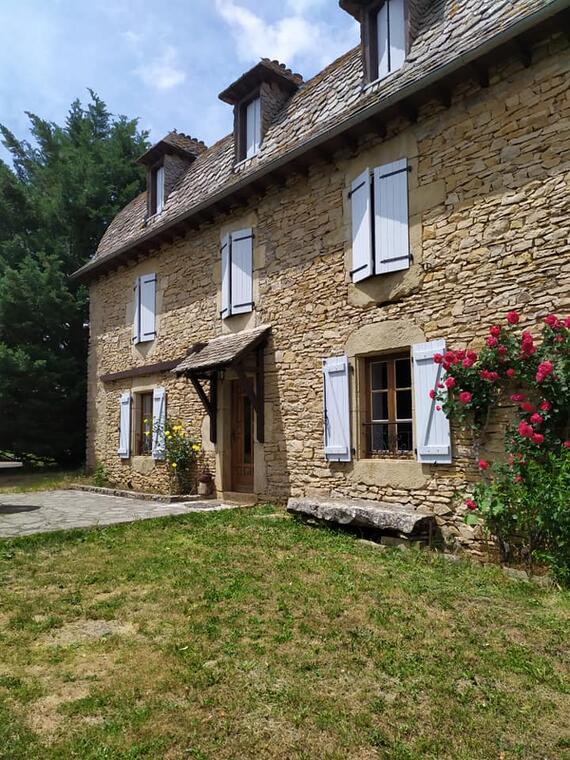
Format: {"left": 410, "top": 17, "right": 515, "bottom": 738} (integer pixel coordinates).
{"left": 74, "top": 0, "right": 570, "bottom": 551}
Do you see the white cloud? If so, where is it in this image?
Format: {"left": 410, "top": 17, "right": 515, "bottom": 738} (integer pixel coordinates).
{"left": 215, "top": 0, "right": 356, "bottom": 69}
{"left": 285, "top": 0, "right": 327, "bottom": 12}
{"left": 135, "top": 44, "right": 186, "bottom": 90}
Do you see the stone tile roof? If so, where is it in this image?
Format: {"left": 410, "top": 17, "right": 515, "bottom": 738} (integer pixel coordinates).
{"left": 173, "top": 325, "right": 271, "bottom": 374}
{"left": 219, "top": 58, "right": 303, "bottom": 105}
{"left": 136, "top": 130, "right": 207, "bottom": 165}
{"left": 88, "top": 0, "right": 556, "bottom": 269}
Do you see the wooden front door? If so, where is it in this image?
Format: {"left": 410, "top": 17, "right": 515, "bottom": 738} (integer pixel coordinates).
{"left": 230, "top": 380, "right": 254, "bottom": 492}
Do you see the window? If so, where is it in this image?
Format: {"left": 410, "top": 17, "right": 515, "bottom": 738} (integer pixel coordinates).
{"left": 350, "top": 158, "right": 410, "bottom": 282}
{"left": 365, "top": 353, "right": 413, "bottom": 457}
{"left": 136, "top": 392, "right": 154, "bottom": 456}
{"left": 376, "top": 0, "right": 406, "bottom": 79}
{"left": 149, "top": 164, "right": 165, "bottom": 215}
{"left": 117, "top": 387, "right": 166, "bottom": 461}
{"left": 238, "top": 96, "right": 261, "bottom": 161}
{"left": 133, "top": 274, "right": 157, "bottom": 343}
{"left": 220, "top": 228, "right": 254, "bottom": 319}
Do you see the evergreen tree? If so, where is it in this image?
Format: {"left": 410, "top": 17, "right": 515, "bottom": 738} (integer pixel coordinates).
{"left": 0, "top": 92, "right": 149, "bottom": 465}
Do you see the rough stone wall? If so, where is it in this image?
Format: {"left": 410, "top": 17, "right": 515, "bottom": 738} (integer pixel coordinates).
{"left": 259, "top": 81, "right": 293, "bottom": 138}
{"left": 87, "top": 34, "right": 570, "bottom": 554}
{"left": 162, "top": 153, "right": 191, "bottom": 199}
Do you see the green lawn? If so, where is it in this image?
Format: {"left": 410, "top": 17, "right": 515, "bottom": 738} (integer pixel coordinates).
{"left": 0, "top": 470, "right": 86, "bottom": 494}
{"left": 0, "top": 507, "right": 568, "bottom": 759}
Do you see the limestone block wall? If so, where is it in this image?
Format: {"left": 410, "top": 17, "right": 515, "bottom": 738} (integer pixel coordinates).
{"left": 87, "top": 34, "right": 570, "bottom": 553}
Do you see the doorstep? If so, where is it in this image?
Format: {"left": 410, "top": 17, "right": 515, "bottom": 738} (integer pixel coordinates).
{"left": 69, "top": 484, "right": 214, "bottom": 503}
{"left": 220, "top": 492, "right": 258, "bottom": 506}
{"left": 287, "top": 496, "right": 435, "bottom": 537}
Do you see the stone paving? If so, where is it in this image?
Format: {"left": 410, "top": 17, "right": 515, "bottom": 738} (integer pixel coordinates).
{"left": 0, "top": 490, "right": 238, "bottom": 538}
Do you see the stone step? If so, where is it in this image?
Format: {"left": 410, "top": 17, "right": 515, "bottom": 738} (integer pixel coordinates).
{"left": 220, "top": 491, "right": 258, "bottom": 507}
{"left": 287, "top": 497, "right": 435, "bottom": 536}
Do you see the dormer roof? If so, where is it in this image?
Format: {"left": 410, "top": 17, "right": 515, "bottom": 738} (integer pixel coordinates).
{"left": 338, "top": 0, "right": 373, "bottom": 21}
{"left": 218, "top": 59, "right": 303, "bottom": 105}
{"left": 137, "top": 131, "right": 207, "bottom": 167}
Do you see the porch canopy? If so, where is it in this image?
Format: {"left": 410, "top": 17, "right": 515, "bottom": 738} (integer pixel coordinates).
{"left": 173, "top": 324, "right": 271, "bottom": 445}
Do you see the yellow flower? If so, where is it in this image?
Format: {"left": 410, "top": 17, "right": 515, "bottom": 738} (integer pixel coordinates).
{"left": 143, "top": 418, "right": 149, "bottom": 424}
{"left": 165, "top": 431, "right": 172, "bottom": 438}
{"left": 144, "top": 431, "right": 150, "bottom": 437}
{"left": 171, "top": 462, "right": 177, "bottom": 469}
{"left": 192, "top": 444, "right": 201, "bottom": 453}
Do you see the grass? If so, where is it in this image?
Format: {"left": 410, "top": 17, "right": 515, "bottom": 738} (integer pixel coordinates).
{"left": 0, "top": 506, "right": 568, "bottom": 759}
{"left": 0, "top": 470, "right": 87, "bottom": 494}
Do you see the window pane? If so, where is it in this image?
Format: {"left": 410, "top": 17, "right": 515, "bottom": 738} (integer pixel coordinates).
{"left": 395, "top": 358, "right": 411, "bottom": 388}
{"left": 371, "top": 362, "right": 387, "bottom": 391}
{"left": 396, "top": 422, "right": 413, "bottom": 452}
{"left": 396, "top": 389, "right": 412, "bottom": 420}
{"left": 371, "top": 423, "right": 389, "bottom": 452}
{"left": 372, "top": 391, "right": 388, "bottom": 421}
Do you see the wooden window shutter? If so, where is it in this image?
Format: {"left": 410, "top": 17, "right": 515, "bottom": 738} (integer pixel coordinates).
{"left": 156, "top": 165, "right": 165, "bottom": 213}
{"left": 377, "top": 2, "right": 389, "bottom": 79}
{"left": 139, "top": 274, "right": 157, "bottom": 342}
{"left": 389, "top": 0, "right": 406, "bottom": 72}
{"left": 246, "top": 97, "right": 261, "bottom": 158}
{"left": 349, "top": 169, "right": 373, "bottom": 283}
{"left": 220, "top": 235, "right": 231, "bottom": 319}
{"left": 133, "top": 278, "right": 140, "bottom": 343}
{"left": 374, "top": 158, "right": 410, "bottom": 275}
{"left": 230, "top": 228, "right": 253, "bottom": 315}
{"left": 118, "top": 392, "right": 132, "bottom": 459}
{"left": 412, "top": 340, "right": 452, "bottom": 464}
{"left": 322, "top": 355, "right": 352, "bottom": 462}
{"left": 152, "top": 387, "right": 166, "bottom": 460}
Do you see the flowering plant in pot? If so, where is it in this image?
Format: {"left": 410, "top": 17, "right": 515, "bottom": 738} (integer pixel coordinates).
{"left": 431, "top": 311, "right": 570, "bottom": 584}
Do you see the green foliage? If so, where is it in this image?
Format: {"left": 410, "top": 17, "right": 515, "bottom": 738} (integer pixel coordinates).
{"left": 92, "top": 461, "right": 109, "bottom": 488}
{"left": 0, "top": 92, "right": 148, "bottom": 464}
{"left": 162, "top": 420, "right": 201, "bottom": 494}
{"left": 434, "top": 312, "right": 570, "bottom": 584}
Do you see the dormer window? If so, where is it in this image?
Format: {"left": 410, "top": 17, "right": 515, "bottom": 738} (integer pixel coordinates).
{"left": 245, "top": 96, "right": 261, "bottom": 158}
{"left": 150, "top": 164, "right": 165, "bottom": 216}
{"left": 340, "top": 0, "right": 408, "bottom": 84}
{"left": 136, "top": 131, "right": 207, "bottom": 220}
{"left": 219, "top": 59, "right": 303, "bottom": 166}
{"left": 375, "top": 0, "right": 406, "bottom": 80}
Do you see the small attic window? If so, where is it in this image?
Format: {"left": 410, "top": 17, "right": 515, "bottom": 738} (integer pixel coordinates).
{"left": 374, "top": 0, "right": 406, "bottom": 80}
{"left": 218, "top": 59, "right": 303, "bottom": 166}
{"left": 340, "top": 0, "right": 407, "bottom": 84}
{"left": 149, "top": 165, "right": 165, "bottom": 216}
{"left": 244, "top": 96, "right": 261, "bottom": 159}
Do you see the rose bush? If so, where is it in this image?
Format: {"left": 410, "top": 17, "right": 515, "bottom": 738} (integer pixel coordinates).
{"left": 431, "top": 312, "right": 570, "bottom": 584}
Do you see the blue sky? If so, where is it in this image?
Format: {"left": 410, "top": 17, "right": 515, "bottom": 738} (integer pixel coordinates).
{"left": 0, "top": 0, "right": 359, "bottom": 164}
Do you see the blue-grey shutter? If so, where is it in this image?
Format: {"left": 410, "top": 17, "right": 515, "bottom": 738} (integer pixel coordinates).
{"left": 156, "top": 166, "right": 165, "bottom": 213}
{"left": 389, "top": 0, "right": 406, "bottom": 72}
{"left": 412, "top": 340, "right": 452, "bottom": 464}
{"left": 133, "top": 279, "right": 140, "bottom": 343}
{"left": 322, "top": 355, "right": 351, "bottom": 462}
{"left": 374, "top": 159, "right": 410, "bottom": 275}
{"left": 377, "top": 2, "right": 389, "bottom": 79}
{"left": 350, "top": 169, "right": 373, "bottom": 283}
{"left": 152, "top": 387, "right": 166, "bottom": 460}
{"left": 246, "top": 97, "right": 261, "bottom": 158}
{"left": 118, "top": 392, "right": 132, "bottom": 459}
{"left": 220, "top": 235, "right": 231, "bottom": 319}
{"left": 230, "top": 228, "right": 253, "bottom": 315}
{"left": 139, "top": 274, "right": 156, "bottom": 342}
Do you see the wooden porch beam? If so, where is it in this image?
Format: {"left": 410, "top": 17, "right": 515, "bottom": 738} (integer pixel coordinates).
{"left": 189, "top": 373, "right": 217, "bottom": 444}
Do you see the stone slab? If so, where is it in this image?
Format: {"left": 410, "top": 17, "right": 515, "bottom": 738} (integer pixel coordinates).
{"left": 287, "top": 497, "right": 435, "bottom": 535}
